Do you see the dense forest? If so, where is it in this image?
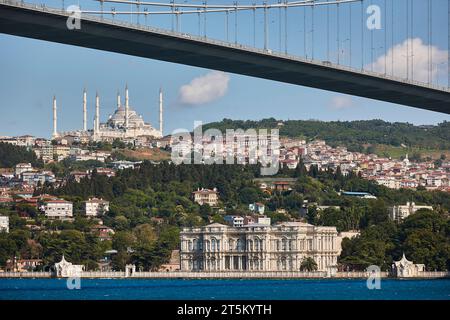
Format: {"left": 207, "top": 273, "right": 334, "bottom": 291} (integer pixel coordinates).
{"left": 0, "top": 142, "right": 42, "bottom": 168}
{"left": 202, "top": 118, "right": 450, "bottom": 152}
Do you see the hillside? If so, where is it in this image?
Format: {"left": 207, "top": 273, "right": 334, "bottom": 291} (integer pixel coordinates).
{"left": 202, "top": 119, "right": 450, "bottom": 155}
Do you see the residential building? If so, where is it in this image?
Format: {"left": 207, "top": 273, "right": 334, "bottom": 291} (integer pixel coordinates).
{"left": 249, "top": 202, "right": 265, "bottom": 214}
{"left": 192, "top": 188, "right": 219, "bottom": 206}
{"left": 15, "top": 163, "right": 33, "bottom": 176}
{"left": 0, "top": 215, "right": 9, "bottom": 233}
{"left": 43, "top": 199, "right": 73, "bottom": 219}
{"left": 90, "top": 225, "right": 115, "bottom": 241}
{"left": 389, "top": 202, "right": 433, "bottom": 222}
{"left": 85, "top": 198, "right": 110, "bottom": 217}
{"left": 224, "top": 215, "right": 244, "bottom": 228}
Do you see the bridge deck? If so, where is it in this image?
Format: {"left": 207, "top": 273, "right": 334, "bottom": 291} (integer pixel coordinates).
{"left": 0, "top": 1, "right": 449, "bottom": 114}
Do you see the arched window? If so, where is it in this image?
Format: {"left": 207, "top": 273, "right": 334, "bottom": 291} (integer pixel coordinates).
{"left": 282, "top": 238, "right": 287, "bottom": 251}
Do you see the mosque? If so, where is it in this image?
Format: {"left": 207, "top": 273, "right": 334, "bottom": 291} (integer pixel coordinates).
{"left": 52, "top": 85, "right": 163, "bottom": 143}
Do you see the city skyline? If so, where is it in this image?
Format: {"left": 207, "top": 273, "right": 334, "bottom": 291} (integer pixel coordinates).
{"left": 1, "top": 0, "right": 449, "bottom": 138}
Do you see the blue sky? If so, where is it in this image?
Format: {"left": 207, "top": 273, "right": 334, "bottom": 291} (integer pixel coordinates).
{"left": 0, "top": 0, "right": 449, "bottom": 139}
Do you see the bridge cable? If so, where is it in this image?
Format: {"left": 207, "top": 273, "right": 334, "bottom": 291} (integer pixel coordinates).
{"left": 204, "top": 1, "right": 207, "bottom": 39}
{"left": 391, "top": 0, "right": 394, "bottom": 76}
{"left": 406, "top": 0, "right": 409, "bottom": 79}
{"left": 337, "top": 2, "right": 340, "bottom": 64}
{"left": 428, "top": 0, "right": 431, "bottom": 84}
{"left": 361, "top": 0, "right": 364, "bottom": 70}
{"left": 279, "top": 1, "right": 282, "bottom": 51}
{"left": 171, "top": 0, "right": 174, "bottom": 32}
{"left": 285, "top": 0, "right": 288, "bottom": 54}
{"left": 312, "top": 1, "right": 315, "bottom": 60}
{"left": 137, "top": 0, "right": 140, "bottom": 25}
{"left": 384, "top": 0, "right": 386, "bottom": 75}
{"left": 411, "top": 0, "right": 414, "bottom": 81}
{"left": 304, "top": 4, "right": 307, "bottom": 58}
{"left": 253, "top": 5, "right": 256, "bottom": 47}
{"left": 235, "top": 2, "right": 238, "bottom": 44}
{"left": 350, "top": 1, "right": 352, "bottom": 68}
{"left": 264, "top": 2, "right": 268, "bottom": 50}
{"left": 370, "top": 0, "right": 373, "bottom": 72}
{"left": 327, "top": 0, "right": 330, "bottom": 61}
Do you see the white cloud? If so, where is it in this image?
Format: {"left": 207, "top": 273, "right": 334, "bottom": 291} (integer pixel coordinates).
{"left": 178, "top": 71, "right": 230, "bottom": 105}
{"left": 367, "top": 38, "right": 448, "bottom": 83}
{"left": 329, "top": 96, "right": 355, "bottom": 110}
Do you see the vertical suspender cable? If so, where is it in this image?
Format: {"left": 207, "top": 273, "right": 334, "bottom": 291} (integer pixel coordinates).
{"left": 171, "top": 0, "right": 174, "bottom": 32}
{"left": 253, "top": 5, "right": 256, "bottom": 47}
{"left": 204, "top": 1, "right": 207, "bottom": 39}
{"left": 327, "top": 0, "right": 330, "bottom": 61}
{"left": 361, "top": 0, "right": 364, "bottom": 70}
{"left": 285, "top": 0, "right": 288, "bottom": 54}
{"left": 279, "top": 1, "right": 282, "bottom": 52}
{"left": 428, "top": 0, "right": 431, "bottom": 84}
{"left": 370, "top": 0, "right": 373, "bottom": 72}
{"left": 226, "top": 10, "right": 229, "bottom": 42}
{"left": 411, "top": 0, "right": 414, "bottom": 80}
{"left": 391, "top": 0, "right": 394, "bottom": 76}
{"left": 312, "top": 2, "right": 315, "bottom": 60}
{"left": 264, "top": 2, "right": 268, "bottom": 50}
{"left": 235, "top": 2, "right": 238, "bottom": 44}
{"left": 350, "top": 2, "right": 352, "bottom": 68}
{"left": 406, "top": 0, "right": 409, "bottom": 79}
{"left": 430, "top": 0, "right": 433, "bottom": 84}
{"left": 384, "top": 0, "right": 387, "bottom": 74}
{"left": 337, "top": 2, "right": 340, "bottom": 64}
{"left": 198, "top": 11, "right": 201, "bottom": 37}
{"left": 304, "top": 4, "right": 307, "bottom": 58}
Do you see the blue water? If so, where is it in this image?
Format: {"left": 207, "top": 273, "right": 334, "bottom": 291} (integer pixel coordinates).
{"left": 0, "top": 278, "right": 449, "bottom": 300}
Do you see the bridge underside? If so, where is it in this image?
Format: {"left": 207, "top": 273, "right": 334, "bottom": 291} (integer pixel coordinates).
{"left": 0, "top": 4, "right": 449, "bottom": 115}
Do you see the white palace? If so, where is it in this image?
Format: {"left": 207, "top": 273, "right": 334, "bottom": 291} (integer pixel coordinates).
{"left": 180, "top": 222, "right": 351, "bottom": 272}
{"left": 52, "top": 85, "right": 163, "bottom": 142}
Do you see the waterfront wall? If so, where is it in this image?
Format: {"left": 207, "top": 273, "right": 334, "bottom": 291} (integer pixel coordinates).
{"left": 0, "top": 270, "right": 448, "bottom": 279}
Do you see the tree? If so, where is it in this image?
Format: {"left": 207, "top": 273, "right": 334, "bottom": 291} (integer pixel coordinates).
{"left": 300, "top": 257, "right": 318, "bottom": 271}
{"left": 199, "top": 204, "right": 212, "bottom": 221}
{"left": 133, "top": 224, "right": 157, "bottom": 248}
{"left": 112, "top": 231, "right": 136, "bottom": 252}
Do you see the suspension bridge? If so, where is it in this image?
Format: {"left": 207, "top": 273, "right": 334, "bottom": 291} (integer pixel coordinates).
{"left": 0, "top": 0, "right": 449, "bottom": 114}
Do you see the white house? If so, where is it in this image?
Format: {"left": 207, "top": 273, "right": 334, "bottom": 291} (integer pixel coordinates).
{"left": 389, "top": 202, "right": 433, "bottom": 222}
{"left": 224, "top": 215, "right": 244, "bottom": 228}
{"left": 0, "top": 215, "right": 9, "bottom": 233}
{"left": 84, "top": 198, "right": 110, "bottom": 217}
{"left": 43, "top": 199, "right": 73, "bottom": 219}
{"left": 15, "top": 163, "right": 33, "bottom": 176}
{"left": 192, "top": 188, "right": 219, "bottom": 206}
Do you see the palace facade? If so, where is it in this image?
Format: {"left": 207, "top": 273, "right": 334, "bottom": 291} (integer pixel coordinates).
{"left": 180, "top": 222, "right": 345, "bottom": 272}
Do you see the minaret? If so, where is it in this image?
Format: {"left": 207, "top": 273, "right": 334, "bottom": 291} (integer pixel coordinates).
{"left": 83, "top": 88, "right": 87, "bottom": 132}
{"left": 159, "top": 87, "right": 163, "bottom": 135}
{"left": 125, "top": 84, "right": 129, "bottom": 128}
{"left": 95, "top": 92, "right": 100, "bottom": 135}
{"left": 52, "top": 96, "right": 57, "bottom": 139}
{"left": 117, "top": 90, "right": 121, "bottom": 110}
